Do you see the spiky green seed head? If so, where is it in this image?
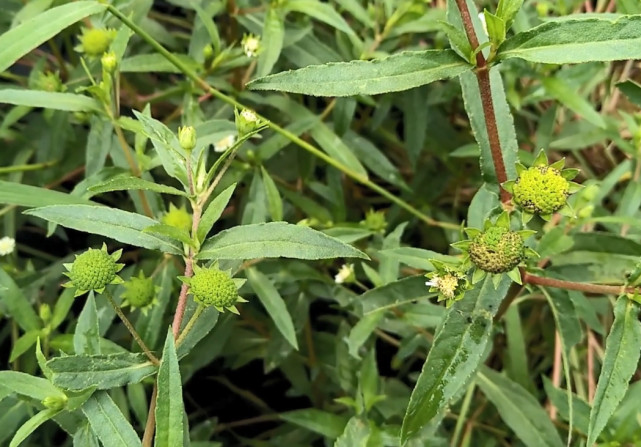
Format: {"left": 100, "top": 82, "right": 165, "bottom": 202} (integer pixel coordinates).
{"left": 79, "top": 28, "right": 116, "bottom": 56}
{"left": 361, "top": 209, "right": 387, "bottom": 233}
{"left": 513, "top": 166, "right": 569, "bottom": 215}
{"left": 162, "top": 204, "right": 192, "bottom": 233}
{"left": 63, "top": 244, "right": 124, "bottom": 296}
{"left": 121, "top": 272, "right": 158, "bottom": 314}
{"left": 34, "top": 71, "right": 64, "bottom": 92}
{"left": 468, "top": 226, "right": 525, "bottom": 274}
{"left": 189, "top": 267, "right": 238, "bottom": 309}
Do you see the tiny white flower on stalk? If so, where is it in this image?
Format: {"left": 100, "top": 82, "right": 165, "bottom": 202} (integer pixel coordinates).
{"left": 478, "top": 12, "right": 488, "bottom": 36}
{"left": 0, "top": 236, "right": 15, "bottom": 256}
{"left": 334, "top": 263, "right": 355, "bottom": 284}
{"left": 241, "top": 34, "right": 261, "bottom": 58}
{"left": 214, "top": 134, "right": 236, "bottom": 153}
{"left": 241, "top": 109, "right": 258, "bottom": 123}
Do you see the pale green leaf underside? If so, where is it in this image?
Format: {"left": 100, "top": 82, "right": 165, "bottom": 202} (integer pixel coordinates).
{"left": 0, "top": 1, "right": 106, "bottom": 74}
{"left": 198, "top": 222, "right": 368, "bottom": 260}
{"left": 24, "top": 205, "right": 183, "bottom": 254}
{"left": 477, "top": 367, "right": 564, "bottom": 447}
{"left": 498, "top": 16, "right": 641, "bottom": 64}
{"left": 48, "top": 353, "right": 156, "bottom": 391}
{"left": 82, "top": 392, "right": 142, "bottom": 447}
{"left": 248, "top": 49, "right": 471, "bottom": 96}
{"left": 400, "top": 276, "right": 511, "bottom": 443}
{"left": 0, "top": 180, "right": 96, "bottom": 207}
{"left": 88, "top": 175, "right": 188, "bottom": 197}
{"left": 0, "top": 89, "right": 101, "bottom": 112}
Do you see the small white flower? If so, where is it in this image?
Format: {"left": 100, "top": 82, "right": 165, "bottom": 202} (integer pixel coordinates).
{"left": 334, "top": 263, "right": 355, "bottom": 284}
{"left": 0, "top": 236, "right": 15, "bottom": 256}
{"left": 241, "top": 109, "right": 258, "bottom": 123}
{"left": 214, "top": 134, "right": 236, "bottom": 153}
{"left": 241, "top": 34, "right": 261, "bottom": 58}
{"left": 425, "top": 279, "right": 439, "bottom": 288}
{"left": 478, "top": 12, "right": 488, "bottom": 36}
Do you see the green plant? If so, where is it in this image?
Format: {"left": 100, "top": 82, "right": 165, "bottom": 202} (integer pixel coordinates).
{"left": 2, "top": 0, "right": 641, "bottom": 446}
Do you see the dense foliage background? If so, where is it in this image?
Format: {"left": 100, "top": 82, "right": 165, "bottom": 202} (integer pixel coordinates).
{"left": 2, "top": 0, "right": 641, "bottom": 446}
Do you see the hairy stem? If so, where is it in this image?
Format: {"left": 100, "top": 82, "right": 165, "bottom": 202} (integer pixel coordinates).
{"left": 454, "top": 0, "right": 510, "bottom": 203}
{"left": 104, "top": 290, "right": 159, "bottom": 366}
{"left": 523, "top": 273, "right": 636, "bottom": 296}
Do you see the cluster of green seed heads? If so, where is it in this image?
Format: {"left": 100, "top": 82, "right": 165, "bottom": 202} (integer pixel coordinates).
{"left": 181, "top": 262, "right": 247, "bottom": 314}
{"left": 63, "top": 244, "right": 124, "bottom": 297}
{"left": 503, "top": 149, "right": 581, "bottom": 222}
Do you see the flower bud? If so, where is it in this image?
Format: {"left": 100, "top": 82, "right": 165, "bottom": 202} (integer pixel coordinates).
{"left": 235, "top": 108, "right": 264, "bottom": 137}
{"left": 203, "top": 44, "right": 214, "bottom": 61}
{"left": 79, "top": 28, "right": 116, "bottom": 57}
{"left": 241, "top": 34, "right": 261, "bottom": 58}
{"left": 42, "top": 395, "right": 67, "bottom": 411}
{"left": 39, "top": 303, "right": 52, "bottom": 324}
{"left": 178, "top": 126, "right": 197, "bottom": 152}
{"left": 101, "top": 51, "right": 117, "bottom": 73}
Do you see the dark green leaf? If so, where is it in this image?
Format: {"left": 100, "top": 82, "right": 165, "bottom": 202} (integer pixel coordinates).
{"left": 155, "top": 331, "right": 184, "bottom": 447}
{"left": 82, "top": 391, "right": 142, "bottom": 447}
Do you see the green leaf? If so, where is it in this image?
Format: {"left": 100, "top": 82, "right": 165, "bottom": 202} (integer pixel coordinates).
{"left": 477, "top": 367, "right": 564, "bottom": 447}
{"left": 0, "top": 371, "right": 64, "bottom": 401}
{"left": 257, "top": 6, "right": 285, "bottom": 77}
{"left": 24, "top": 205, "right": 183, "bottom": 254}
{"left": 248, "top": 50, "right": 471, "bottom": 96}
{"left": 617, "top": 80, "right": 641, "bottom": 108}
{"left": 155, "top": 331, "right": 184, "bottom": 447}
{"left": 48, "top": 353, "right": 156, "bottom": 391}
{"left": 143, "top": 224, "right": 193, "bottom": 247}
{"left": 496, "top": 0, "right": 524, "bottom": 29}
{"left": 74, "top": 293, "right": 101, "bottom": 356}
{"left": 197, "top": 183, "right": 236, "bottom": 242}
{"left": 543, "top": 77, "right": 605, "bottom": 128}
{"left": 0, "top": 269, "right": 40, "bottom": 332}
{"left": 176, "top": 306, "right": 219, "bottom": 359}
{"left": 10, "top": 408, "right": 61, "bottom": 447}
{"left": 460, "top": 67, "right": 518, "bottom": 188}
{"left": 587, "top": 298, "right": 641, "bottom": 446}
{"left": 0, "top": 1, "right": 106, "bottom": 74}
{"left": 335, "top": 416, "right": 371, "bottom": 447}
{"left": 400, "top": 276, "right": 511, "bottom": 443}
{"left": 133, "top": 110, "right": 188, "bottom": 186}
{"left": 285, "top": 0, "right": 356, "bottom": 37}
{"left": 88, "top": 175, "right": 188, "bottom": 197}
{"left": 198, "top": 222, "right": 368, "bottom": 260}
{"left": 82, "top": 391, "right": 142, "bottom": 447}
{"left": 280, "top": 409, "right": 349, "bottom": 438}
{"left": 246, "top": 268, "right": 298, "bottom": 350}
{"left": 309, "top": 123, "right": 368, "bottom": 178}
{"left": 378, "top": 247, "right": 459, "bottom": 271}
{"left": 120, "top": 53, "right": 193, "bottom": 73}
{"left": 0, "top": 181, "right": 96, "bottom": 208}
{"left": 260, "top": 167, "right": 283, "bottom": 222}
{"left": 345, "top": 310, "right": 384, "bottom": 359}
{"left": 359, "top": 275, "right": 434, "bottom": 313}
{"left": 484, "top": 10, "right": 506, "bottom": 47}
{"left": 543, "top": 377, "right": 590, "bottom": 435}
{"left": 9, "top": 330, "right": 41, "bottom": 362}
{"left": 0, "top": 89, "right": 101, "bottom": 112}
{"left": 498, "top": 16, "right": 641, "bottom": 64}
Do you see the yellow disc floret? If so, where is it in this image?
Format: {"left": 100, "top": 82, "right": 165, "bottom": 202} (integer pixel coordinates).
{"left": 189, "top": 267, "right": 238, "bottom": 309}
{"left": 513, "top": 166, "right": 570, "bottom": 215}
{"left": 468, "top": 226, "right": 525, "bottom": 274}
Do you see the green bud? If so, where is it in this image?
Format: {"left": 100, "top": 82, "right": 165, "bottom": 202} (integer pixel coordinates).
{"left": 235, "top": 108, "right": 264, "bottom": 137}
{"left": 188, "top": 266, "right": 240, "bottom": 311}
{"left": 42, "top": 395, "right": 67, "bottom": 411}
{"left": 203, "top": 44, "right": 214, "bottom": 60}
{"left": 121, "top": 271, "right": 158, "bottom": 314}
{"left": 162, "top": 204, "right": 192, "bottom": 233}
{"left": 101, "top": 51, "right": 117, "bottom": 73}
{"left": 178, "top": 126, "right": 197, "bottom": 151}
{"left": 39, "top": 303, "right": 52, "bottom": 324}
{"left": 79, "top": 28, "right": 116, "bottom": 57}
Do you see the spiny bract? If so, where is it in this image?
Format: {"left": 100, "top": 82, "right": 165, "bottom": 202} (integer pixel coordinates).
{"left": 468, "top": 226, "right": 525, "bottom": 274}
{"left": 189, "top": 266, "right": 238, "bottom": 310}
{"left": 512, "top": 166, "right": 569, "bottom": 215}
{"left": 63, "top": 244, "right": 124, "bottom": 296}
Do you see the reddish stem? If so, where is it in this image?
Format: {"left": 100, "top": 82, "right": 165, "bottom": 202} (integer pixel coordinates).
{"left": 523, "top": 273, "right": 635, "bottom": 295}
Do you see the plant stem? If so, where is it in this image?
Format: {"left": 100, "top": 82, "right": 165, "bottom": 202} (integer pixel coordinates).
{"left": 104, "top": 290, "right": 160, "bottom": 366}
{"left": 142, "top": 384, "right": 157, "bottom": 447}
{"left": 454, "top": 0, "right": 510, "bottom": 203}
{"left": 522, "top": 273, "right": 636, "bottom": 296}
{"left": 176, "top": 304, "right": 205, "bottom": 347}
{"left": 105, "top": 4, "right": 459, "bottom": 230}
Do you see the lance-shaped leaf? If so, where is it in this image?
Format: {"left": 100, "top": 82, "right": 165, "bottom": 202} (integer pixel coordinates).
{"left": 82, "top": 391, "right": 142, "bottom": 447}
{"left": 155, "top": 331, "right": 184, "bottom": 447}
{"left": 24, "top": 205, "right": 183, "bottom": 254}
{"left": 587, "top": 298, "right": 641, "bottom": 446}
{"left": 400, "top": 276, "right": 511, "bottom": 443}
{"left": 498, "top": 16, "right": 641, "bottom": 64}
{"left": 197, "top": 222, "right": 368, "bottom": 260}
{"left": 248, "top": 49, "right": 471, "bottom": 97}
{"left": 0, "top": 90, "right": 101, "bottom": 112}
{"left": 48, "top": 353, "right": 156, "bottom": 391}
